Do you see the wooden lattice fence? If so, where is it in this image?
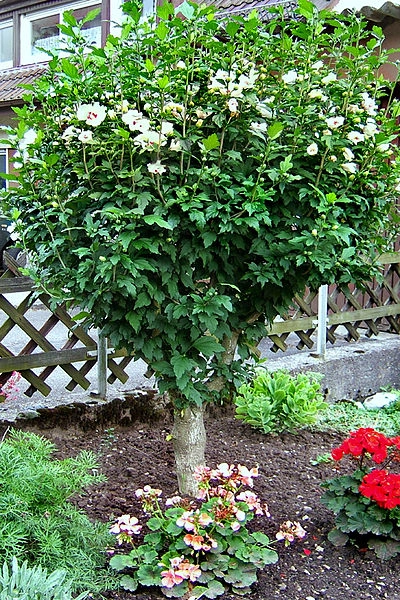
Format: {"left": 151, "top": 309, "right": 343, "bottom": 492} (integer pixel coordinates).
{"left": 267, "top": 252, "right": 400, "bottom": 352}
{"left": 0, "top": 253, "right": 134, "bottom": 397}
{"left": 0, "top": 251, "right": 398, "bottom": 397}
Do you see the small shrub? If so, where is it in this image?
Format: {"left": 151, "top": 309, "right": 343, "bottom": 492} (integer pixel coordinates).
{"left": 321, "top": 428, "right": 400, "bottom": 559}
{"left": 0, "top": 557, "right": 88, "bottom": 600}
{"left": 0, "top": 429, "right": 114, "bottom": 592}
{"left": 109, "top": 464, "right": 305, "bottom": 597}
{"left": 235, "top": 369, "right": 327, "bottom": 433}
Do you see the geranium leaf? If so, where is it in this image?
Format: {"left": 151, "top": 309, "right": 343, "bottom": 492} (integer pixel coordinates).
{"left": 327, "top": 528, "right": 349, "bottom": 547}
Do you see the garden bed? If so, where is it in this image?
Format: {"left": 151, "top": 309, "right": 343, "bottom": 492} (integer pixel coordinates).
{"left": 5, "top": 394, "right": 398, "bottom": 600}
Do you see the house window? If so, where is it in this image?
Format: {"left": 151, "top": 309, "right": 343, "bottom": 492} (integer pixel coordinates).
{"left": 0, "top": 149, "right": 8, "bottom": 189}
{"left": 20, "top": 1, "right": 102, "bottom": 65}
{"left": 0, "top": 22, "right": 13, "bottom": 70}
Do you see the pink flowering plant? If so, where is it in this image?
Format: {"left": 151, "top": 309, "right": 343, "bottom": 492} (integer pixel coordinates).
{"left": 0, "top": 371, "right": 21, "bottom": 402}
{"left": 109, "top": 463, "right": 305, "bottom": 597}
{"left": 321, "top": 428, "right": 400, "bottom": 559}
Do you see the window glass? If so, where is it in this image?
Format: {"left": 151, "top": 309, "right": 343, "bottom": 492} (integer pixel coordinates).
{"left": 0, "top": 24, "right": 12, "bottom": 67}
{"left": 31, "top": 13, "right": 59, "bottom": 56}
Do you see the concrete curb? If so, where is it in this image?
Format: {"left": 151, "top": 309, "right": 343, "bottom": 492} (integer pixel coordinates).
{"left": 264, "top": 335, "right": 400, "bottom": 402}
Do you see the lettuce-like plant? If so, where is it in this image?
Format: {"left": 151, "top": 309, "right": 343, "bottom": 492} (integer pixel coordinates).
{"left": 321, "top": 428, "right": 400, "bottom": 559}
{"left": 235, "top": 369, "right": 327, "bottom": 433}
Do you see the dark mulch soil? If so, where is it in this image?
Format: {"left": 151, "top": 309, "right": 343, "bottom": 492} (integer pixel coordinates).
{"left": 9, "top": 401, "right": 400, "bottom": 600}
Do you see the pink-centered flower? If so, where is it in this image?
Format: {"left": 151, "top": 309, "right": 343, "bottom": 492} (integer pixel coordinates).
{"left": 326, "top": 115, "right": 345, "bottom": 129}
{"left": 122, "top": 109, "right": 150, "bottom": 132}
{"left": 184, "top": 533, "right": 207, "bottom": 550}
{"left": 76, "top": 102, "right": 107, "bottom": 127}
{"left": 147, "top": 160, "right": 166, "bottom": 175}
{"left": 198, "top": 512, "right": 213, "bottom": 526}
{"left": 78, "top": 130, "right": 94, "bottom": 143}
{"left": 161, "top": 569, "right": 184, "bottom": 588}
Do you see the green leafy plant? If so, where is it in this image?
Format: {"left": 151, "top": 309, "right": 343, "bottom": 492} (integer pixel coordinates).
{"left": 235, "top": 369, "right": 327, "bottom": 433}
{"left": 3, "top": 0, "right": 400, "bottom": 493}
{"left": 0, "top": 557, "right": 88, "bottom": 600}
{"left": 109, "top": 464, "right": 305, "bottom": 597}
{"left": 321, "top": 427, "right": 400, "bottom": 559}
{"left": 0, "top": 429, "right": 113, "bottom": 592}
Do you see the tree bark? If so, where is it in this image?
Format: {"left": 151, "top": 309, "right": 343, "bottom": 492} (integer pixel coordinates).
{"left": 172, "top": 404, "right": 206, "bottom": 496}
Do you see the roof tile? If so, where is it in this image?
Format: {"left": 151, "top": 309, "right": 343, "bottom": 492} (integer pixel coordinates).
{"left": 0, "top": 64, "right": 47, "bottom": 104}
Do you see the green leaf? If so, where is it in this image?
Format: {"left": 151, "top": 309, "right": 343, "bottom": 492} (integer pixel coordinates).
{"left": 81, "top": 7, "right": 101, "bottom": 25}
{"left": 137, "top": 563, "right": 162, "bottom": 586}
{"left": 251, "top": 531, "right": 271, "bottom": 546}
{"left": 62, "top": 10, "right": 77, "bottom": 27}
{"left": 157, "top": 1, "right": 175, "bottom": 19}
{"left": 297, "top": 0, "right": 315, "bottom": 19}
{"left": 327, "top": 528, "right": 349, "bottom": 547}
{"left": 225, "top": 21, "right": 240, "bottom": 37}
{"left": 193, "top": 336, "right": 225, "bottom": 356}
{"left": 110, "top": 554, "right": 135, "bottom": 571}
{"left": 60, "top": 58, "right": 79, "bottom": 80}
{"left": 176, "top": 1, "right": 195, "bottom": 19}
{"left": 120, "top": 575, "right": 138, "bottom": 592}
{"left": 368, "top": 538, "right": 400, "bottom": 560}
{"left": 171, "top": 355, "right": 195, "bottom": 380}
{"left": 158, "top": 74, "right": 169, "bottom": 89}
{"left": 44, "top": 154, "right": 59, "bottom": 167}
{"left": 268, "top": 122, "right": 283, "bottom": 140}
{"left": 156, "top": 22, "right": 169, "bottom": 41}
{"left": 126, "top": 311, "right": 141, "bottom": 332}
{"left": 143, "top": 215, "right": 173, "bottom": 229}
{"left": 145, "top": 58, "right": 155, "bottom": 72}
{"left": 202, "top": 133, "right": 219, "bottom": 152}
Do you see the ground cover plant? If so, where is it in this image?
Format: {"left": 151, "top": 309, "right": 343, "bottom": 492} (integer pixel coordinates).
{"left": 314, "top": 391, "right": 400, "bottom": 436}
{"left": 0, "top": 429, "right": 114, "bottom": 593}
{"left": 3, "top": 0, "right": 400, "bottom": 496}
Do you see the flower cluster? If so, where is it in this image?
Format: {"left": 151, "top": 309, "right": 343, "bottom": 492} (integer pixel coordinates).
{"left": 331, "top": 428, "right": 400, "bottom": 506}
{"left": 109, "top": 463, "right": 304, "bottom": 596}
{"left": 275, "top": 520, "right": 307, "bottom": 545}
{"left": 331, "top": 427, "right": 396, "bottom": 464}
{"left": 359, "top": 470, "right": 400, "bottom": 510}
{"left": 160, "top": 556, "right": 201, "bottom": 589}
{"left": 0, "top": 371, "right": 21, "bottom": 402}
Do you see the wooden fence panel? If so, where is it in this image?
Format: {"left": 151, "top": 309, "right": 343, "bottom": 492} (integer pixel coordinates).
{"left": 0, "top": 253, "right": 134, "bottom": 397}
{"left": 267, "top": 252, "right": 400, "bottom": 352}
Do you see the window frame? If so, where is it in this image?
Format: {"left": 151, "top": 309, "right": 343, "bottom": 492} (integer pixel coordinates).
{"left": 0, "top": 19, "right": 13, "bottom": 70}
{"left": 20, "top": 0, "right": 103, "bottom": 66}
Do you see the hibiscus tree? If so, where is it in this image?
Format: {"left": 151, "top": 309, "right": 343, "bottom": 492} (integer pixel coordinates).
{"left": 3, "top": 0, "right": 400, "bottom": 493}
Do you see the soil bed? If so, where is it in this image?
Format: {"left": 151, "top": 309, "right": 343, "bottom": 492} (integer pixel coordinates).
{"left": 5, "top": 398, "right": 399, "bottom": 600}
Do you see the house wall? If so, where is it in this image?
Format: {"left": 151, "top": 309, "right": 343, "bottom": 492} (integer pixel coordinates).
{"left": 382, "top": 21, "right": 400, "bottom": 81}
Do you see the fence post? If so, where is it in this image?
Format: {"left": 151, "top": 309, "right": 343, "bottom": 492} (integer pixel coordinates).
{"left": 97, "top": 330, "right": 108, "bottom": 399}
{"left": 316, "top": 284, "right": 328, "bottom": 358}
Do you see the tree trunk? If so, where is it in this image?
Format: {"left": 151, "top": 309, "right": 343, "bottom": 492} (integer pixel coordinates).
{"left": 172, "top": 404, "right": 206, "bottom": 496}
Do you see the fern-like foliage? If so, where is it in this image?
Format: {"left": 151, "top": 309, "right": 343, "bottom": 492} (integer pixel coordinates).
{"left": 0, "top": 430, "right": 115, "bottom": 593}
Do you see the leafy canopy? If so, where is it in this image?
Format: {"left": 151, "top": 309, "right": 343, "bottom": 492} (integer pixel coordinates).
{"left": 3, "top": 0, "right": 400, "bottom": 407}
